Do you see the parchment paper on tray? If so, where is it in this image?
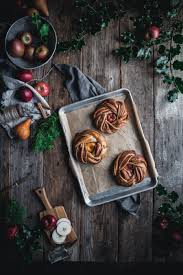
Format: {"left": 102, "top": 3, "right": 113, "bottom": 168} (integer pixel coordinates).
{"left": 59, "top": 89, "right": 158, "bottom": 207}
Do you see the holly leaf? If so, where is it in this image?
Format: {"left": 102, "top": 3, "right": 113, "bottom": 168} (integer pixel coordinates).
{"left": 175, "top": 77, "right": 183, "bottom": 93}
{"left": 158, "top": 202, "right": 173, "bottom": 215}
{"left": 113, "top": 46, "right": 133, "bottom": 63}
{"left": 167, "top": 88, "right": 178, "bottom": 102}
{"left": 169, "top": 45, "right": 181, "bottom": 58}
{"left": 173, "top": 34, "right": 183, "bottom": 44}
{"left": 170, "top": 0, "right": 181, "bottom": 7}
{"left": 137, "top": 47, "right": 152, "bottom": 60}
{"left": 156, "top": 184, "right": 167, "bottom": 196}
{"left": 163, "top": 74, "right": 174, "bottom": 84}
{"left": 168, "top": 191, "right": 179, "bottom": 203}
{"left": 173, "top": 60, "right": 183, "bottom": 71}
{"left": 158, "top": 45, "right": 166, "bottom": 55}
{"left": 176, "top": 203, "right": 183, "bottom": 213}
{"left": 121, "top": 31, "right": 135, "bottom": 44}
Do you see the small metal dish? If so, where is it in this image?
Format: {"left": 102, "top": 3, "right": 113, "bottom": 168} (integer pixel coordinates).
{"left": 5, "top": 16, "right": 57, "bottom": 70}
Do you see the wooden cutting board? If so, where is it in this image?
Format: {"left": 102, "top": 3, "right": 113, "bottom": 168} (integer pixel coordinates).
{"left": 34, "top": 187, "right": 77, "bottom": 245}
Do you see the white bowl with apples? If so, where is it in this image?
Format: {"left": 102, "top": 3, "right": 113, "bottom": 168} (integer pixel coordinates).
{"left": 5, "top": 16, "right": 57, "bottom": 70}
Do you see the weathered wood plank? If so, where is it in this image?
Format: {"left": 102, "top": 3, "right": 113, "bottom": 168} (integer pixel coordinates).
{"left": 9, "top": 68, "right": 44, "bottom": 262}
{"left": 43, "top": 0, "right": 82, "bottom": 261}
{"left": 79, "top": 20, "right": 121, "bottom": 262}
{"left": 118, "top": 16, "right": 154, "bottom": 262}
{"left": 153, "top": 11, "right": 183, "bottom": 262}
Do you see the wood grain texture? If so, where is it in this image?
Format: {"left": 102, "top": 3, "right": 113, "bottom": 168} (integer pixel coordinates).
{"left": 1, "top": 1, "right": 183, "bottom": 264}
{"left": 153, "top": 11, "right": 183, "bottom": 262}
{"left": 42, "top": 0, "right": 82, "bottom": 261}
{"left": 118, "top": 16, "right": 154, "bottom": 262}
{"left": 79, "top": 19, "right": 121, "bottom": 262}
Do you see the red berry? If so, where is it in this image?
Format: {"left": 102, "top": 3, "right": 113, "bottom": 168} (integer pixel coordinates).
{"left": 6, "top": 224, "right": 19, "bottom": 240}
{"left": 148, "top": 26, "right": 160, "bottom": 39}
{"left": 172, "top": 231, "right": 182, "bottom": 242}
{"left": 160, "top": 218, "right": 168, "bottom": 230}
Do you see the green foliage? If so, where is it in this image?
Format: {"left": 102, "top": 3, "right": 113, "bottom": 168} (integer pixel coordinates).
{"left": 167, "top": 89, "right": 179, "bottom": 102}
{"left": 112, "top": 0, "right": 183, "bottom": 102}
{"left": 56, "top": 0, "right": 126, "bottom": 53}
{"left": 0, "top": 199, "right": 42, "bottom": 264}
{"left": 32, "top": 112, "right": 61, "bottom": 152}
{"left": 5, "top": 199, "right": 26, "bottom": 225}
{"left": 15, "top": 225, "right": 42, "bottom": 264}
{"left": 32, "top": 14, "right": 49, "bottom": 45}
{"left": 173, "top": 60, "right": 183, "bottom": 70}
{"left": 156, "top": 184, "right": 183, "bottom": 227}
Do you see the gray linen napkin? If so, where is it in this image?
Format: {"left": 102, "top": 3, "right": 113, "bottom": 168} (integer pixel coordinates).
{"left": 54, "top": 63, "right": 140, "bottom": 215}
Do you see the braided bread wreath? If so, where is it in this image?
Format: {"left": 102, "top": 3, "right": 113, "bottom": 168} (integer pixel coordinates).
{"left": 93, "top": 98, "right": 128, "bottom": 134}
{"left": 73, "top": 129, "right": 107, "bottom": 164}
{"left": 113, "top": 150, "right": 147, "bottom": 187}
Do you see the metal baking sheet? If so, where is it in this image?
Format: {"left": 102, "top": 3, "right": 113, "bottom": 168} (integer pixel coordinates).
{"left": 59, "top": 88, "right": 158, "bottom": 207}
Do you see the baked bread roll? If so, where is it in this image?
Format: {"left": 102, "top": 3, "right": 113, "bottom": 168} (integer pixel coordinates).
{"left": 93, "top": 98, "right": 128, "bottom": 134}
{"left": 73, "top": 129, "right": 107, "bottom": 164}
{"left": 113, "top": 150, "right": 147, "bottom": 186}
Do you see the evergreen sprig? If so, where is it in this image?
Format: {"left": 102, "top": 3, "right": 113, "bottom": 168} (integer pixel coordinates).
{"left": 32, "top": 112, "right": 61, "bottom": 152}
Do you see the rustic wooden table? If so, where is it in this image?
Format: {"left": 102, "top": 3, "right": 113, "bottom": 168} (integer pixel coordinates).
{"left": 1, "top": 1, "right": 183, "bottom": 263}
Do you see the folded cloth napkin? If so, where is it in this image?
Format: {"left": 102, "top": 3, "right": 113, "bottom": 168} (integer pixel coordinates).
{"left": 54, "top": 63, "right": 140, "bottom": 215}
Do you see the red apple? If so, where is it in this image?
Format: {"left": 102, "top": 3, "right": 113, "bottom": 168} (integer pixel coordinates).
{"left": 41, "top": 215, "right": 57, "bottom": 231}
{"left": 172, "top": 231, "right": 182, "bottom": 242}
{"left": 35, "top": 45, "right": 49, "bottom": 61}
{"left": 17, "top": 70, "right": 33, "bottom": 82}
{"left": 20, "top": 32, "right": 32, "bottom": 46}
{"left": 24, "top": 45, "right": 35, "bottom": 61}
{"left": 9, "top": 39, "right": 25, "bottom": 57}
{"left": 17, "top": 87, "right": 33, "bottom": 102}
{"left": 6, "top": 224, "right": 19, "bottom": 240}
{"left": 34, "top": 82, "right": 49, "bottom": 97}
{"left": 148, "top": 26, "right": 160, "bottom": 39}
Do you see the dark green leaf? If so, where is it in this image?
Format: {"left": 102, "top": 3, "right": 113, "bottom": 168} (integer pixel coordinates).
{"left": 40, "top": 23, "right": 49, "bottom": 38}
{"left": 167, "top": 9, "right": 178, "bottom": 18}
{"left": 175, "top": 77, "right": 183, "bottom": 93}
{"left": 137, "top": 47, "right": 152, "bottom": 60}
{"left": 158, "top": 202, "right": 173, "bottom": 215}
{"left": 163, "top": 74, "right": 174, "bottom": 84}
{"left": 173, "top": 60, "right": 183, "bottom": 71}
{"left": 173, "top": 34, "right": 183, "bottom": 44}
{"left": 176, "top": 203, "right": 183, "bottom": 213}
{"left": 169, "top": 45, "right": 181, "bottom": 58}
{"left": 170, "top": 0, "right": 181, "bottom": 7}
{"left": 158, "top": 45, "right": 166, "bottom": 55}
{"left": 113, "top": 46, "right": 133, "bottom": 63}
{"left": 156, "top": 56, "right": 169, "bottom": 66}
{"left": 156, "top": 184, "right": 167, "bottom": 196}
{"left": 168, "top": 191, "right": 179, "bottom": 203}
{"left": 167, "top": 89, "right": 179, "bottom": 102}
{"left": 121, "top": 32, "right": 135, "bottom": 44}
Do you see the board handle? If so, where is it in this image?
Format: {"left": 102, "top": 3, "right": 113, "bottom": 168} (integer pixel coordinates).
{"left": 34, "top": 187, "right": 52, "bottom": 211}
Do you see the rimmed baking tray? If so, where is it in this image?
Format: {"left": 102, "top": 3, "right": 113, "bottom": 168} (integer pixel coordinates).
{"left": 59, "top": 88, "right": 158, "bottom": 207}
